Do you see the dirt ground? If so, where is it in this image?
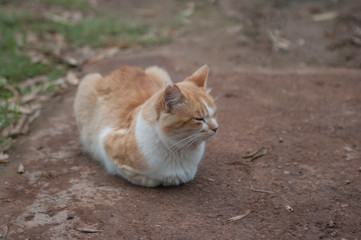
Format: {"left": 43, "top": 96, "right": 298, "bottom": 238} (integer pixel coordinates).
{"left": 1, "top": 1, "right": 361, "bottom": 239}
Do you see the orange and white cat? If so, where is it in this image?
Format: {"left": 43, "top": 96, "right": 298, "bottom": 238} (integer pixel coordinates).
{"left": 74, "top": 65, "right": 218, "bottom": 187}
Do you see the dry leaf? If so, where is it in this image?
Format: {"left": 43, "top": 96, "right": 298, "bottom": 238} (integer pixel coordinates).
{"left": 18, "top": 164, "right": 25, "bottom": 174}
{"left": 269, "top": 30, "right": 291, "bottom": 51}
{"left": 227, "top": 210, "right": 252, "bottom": 223}
{"left": 76, "top": 228, "right": 104, "bottom": 233}
{"left": 344, "top": 146, "right": 353, "bottom": 152}
{"left": 285, "top": 205, "right": 294, "bottom": 212}
{"left": 66, "top": 71, "right": 79, "bottom": 85}
{"left": 20, "top": 75, "right": 47, "bottom": 91}
{"left": 21, "top": 88, "right": 41, "bottom": 104}
{"left": 0, "top": 153, "right": 9, "bottom": 164}
{"left": 28, "top": 110, "right": 41, "bottom": 124}
{"left": 243, "top": 147, "right": 268, "bottom": 162}
{"left": 21, "top": 121, "right": 29, "bottom": 135}
{"left": 64, "top": 56, "right": 78, "bottom": 67}
{"left": 312, "top": 11, "right": 338, "bottom": 22}
{"left": 11, "top": 114, "right": 28, "bottom": 137}
{"left": 85, "top": 53, "right": 106, "bottom": 66}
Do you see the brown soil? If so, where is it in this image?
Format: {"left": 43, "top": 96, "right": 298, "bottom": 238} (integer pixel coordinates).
{"left": 1, "top": 1, "right": 361, "bottom": 239}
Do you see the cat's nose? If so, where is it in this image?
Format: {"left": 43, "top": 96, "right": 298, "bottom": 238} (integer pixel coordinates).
{"left": 212, "top": 127, "right": 219, "bottom": 133}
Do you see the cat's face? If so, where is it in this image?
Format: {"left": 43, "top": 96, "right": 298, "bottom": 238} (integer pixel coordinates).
{"left": 158, "top": 65, "right": 218, "bottom": 147}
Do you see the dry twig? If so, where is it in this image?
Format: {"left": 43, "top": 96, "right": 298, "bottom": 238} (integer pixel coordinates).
{"left": 249, "top": 186, "right": 274, "bottom": 194}
{"left": 227, "top": 210, "right": 252, "bottom": 223}
{"left": 76, "top": 228, "right": 104, "bottom": 233}
{"left": 243, "top": 147, "right": 268, "bottom": 162}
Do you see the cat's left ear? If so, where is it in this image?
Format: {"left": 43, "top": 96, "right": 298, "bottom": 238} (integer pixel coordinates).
{"left": 185, "top": 65, "right": 209, "bottom": 89}
{"left": 163, "top": 84, "right": 184, "bottom": 112}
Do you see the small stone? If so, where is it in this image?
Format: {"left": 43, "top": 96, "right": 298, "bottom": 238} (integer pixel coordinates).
{"left": 279, "top": 137, "right": 283, "bottom": 143}
{"left": 284, "top": 170, "right": 290, "bottom": 175}
{"left": 345, "top": 180, "right": 350, "bottom": 185}
{"left": 330, "top": 231, "right": 337, "bottom": 237}
{"left": 327, "top": 220, "right": 335, "bottom": 228}
{"left": 17, "top": 164, "right": 25, "bottom": 174}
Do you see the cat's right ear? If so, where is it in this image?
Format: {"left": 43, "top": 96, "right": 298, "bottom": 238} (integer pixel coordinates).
{"left": 185, "top": 65, "right": 209, "bottom": 89}
{"left": 163, "top": 84, "right": 184, "bottom": 112}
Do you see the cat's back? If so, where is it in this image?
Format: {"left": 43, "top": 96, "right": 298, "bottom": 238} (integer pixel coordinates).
{"left": 75, "top": 66, "right": 168, "bottom": 131}
{"left": 97, "top": 66, "right": 164, "bottom": 120}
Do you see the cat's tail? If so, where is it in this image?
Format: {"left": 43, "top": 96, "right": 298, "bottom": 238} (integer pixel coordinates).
{"left": 145, "top": 66, "right": 172, "bottom": 88}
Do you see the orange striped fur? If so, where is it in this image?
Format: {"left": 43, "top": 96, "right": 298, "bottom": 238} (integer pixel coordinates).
{"left": 74, "top": 65, "right": 218, "bottom": 187}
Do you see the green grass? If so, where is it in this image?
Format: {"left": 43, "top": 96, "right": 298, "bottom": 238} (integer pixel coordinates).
{"left": 0, "top": 3, "right": 173, "bottom": 146}
{"left": 0, "top": 79, "right": 19, "bottom": 146}
{"left": 38, "top": 0, "right": 92, "bottom": 10}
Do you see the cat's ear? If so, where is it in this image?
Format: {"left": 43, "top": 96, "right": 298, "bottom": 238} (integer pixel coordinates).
{"left": 163, "top": 84, "right": 184, "bottom": 112}
{"left": 185, "top": 65, "right": 209, "bottom": 89}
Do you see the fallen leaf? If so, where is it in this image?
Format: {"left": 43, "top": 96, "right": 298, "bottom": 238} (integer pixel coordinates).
{"left": 18, "top": 164, "right": 25, "bottom": 174}
{"left": 0, "top": 153, "right": 9, "bottom": 164}
{"left": 44, "top": 12, "right": 73, "bottom": 25}
{"left": 64, "top": 56, "right": 78, "bottom": 67}
{"left": 243, "top": 147, "right": 268, "bottom": 162}
{"left": 227, "top": 210, "right": 252, "bottom": 223}
{"left": 66, "top": 71, "right": 79, "bottom": 85}
{"left": 351, "top": 37, "right": 361, "bottom": 46}
{"left": 21, "top": 88, "right": 41, "bottom": 104}
{"left": 249, "top": 186, "right": 274, "bottom": 194}
{"left": 344, "top": 146, "right": 353, "bottom": 152}
{"left": 182, "top": 2, "right": 195, "bottom": 17}
{"left": 28, "top": 110, "right": 41, "bottom": 125}
{"left": 21, "top": 121, "right": 29, "bottom": 135}
{"left": 105, "top": 47, "right": 119, "bottom": 57}
{"left": 269, "top": 30, "right": 291, "bottom": 51}
{"left": 11, "top": 115, "right": 28, "bottom": 137}
{"left": 19, "top": 75, "right": 47, "bottom": 91}
{"left": 76, "top": 228, "right": 105, "bottom": 233}
{"left": 85, "top": 53, "right": 106, "bottom": 66}
{"left": 285, "top": 205, "right": 294, "bottom": 212}
{"left": 312, "top": 11, "right": 338, "bottom": 22}
{"left": 0, "top": 153, "right": 9, "bottom": 160}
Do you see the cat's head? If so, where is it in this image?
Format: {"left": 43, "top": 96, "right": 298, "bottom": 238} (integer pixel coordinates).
{"left": 157, "top": 65, "right": 218, "bottom": 146}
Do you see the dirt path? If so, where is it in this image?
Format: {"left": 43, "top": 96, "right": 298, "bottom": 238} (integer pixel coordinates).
{"left": 1, "top": 1, "right": 361, "bottom": 239}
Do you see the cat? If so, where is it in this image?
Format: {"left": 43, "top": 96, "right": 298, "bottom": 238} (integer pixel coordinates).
{"left": 74, "top": 65, "right": 218, "bottom": 187}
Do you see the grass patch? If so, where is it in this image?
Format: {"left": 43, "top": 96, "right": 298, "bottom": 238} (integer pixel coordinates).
{"left": 0, "top": 79, "right": 19, "bottom": 145}
{"left": 0, "top": 3, "right": 173, "bottom": 146}
{"left": 38, "top": 0, "right": 91, "bottom": 10}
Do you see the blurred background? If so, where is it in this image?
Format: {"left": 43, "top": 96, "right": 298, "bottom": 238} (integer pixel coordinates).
{"left": 0, "top": 0, "right": 360, "bottom": 146}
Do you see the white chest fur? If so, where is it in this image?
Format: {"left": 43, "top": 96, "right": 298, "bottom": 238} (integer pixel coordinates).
{"left": 135, "top": 112, "right": 205, "bottom": 185}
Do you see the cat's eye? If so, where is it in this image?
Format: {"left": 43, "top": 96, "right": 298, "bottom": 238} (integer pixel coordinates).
{"left": 194, "top": 117, "right": 205, "bottom": 122}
